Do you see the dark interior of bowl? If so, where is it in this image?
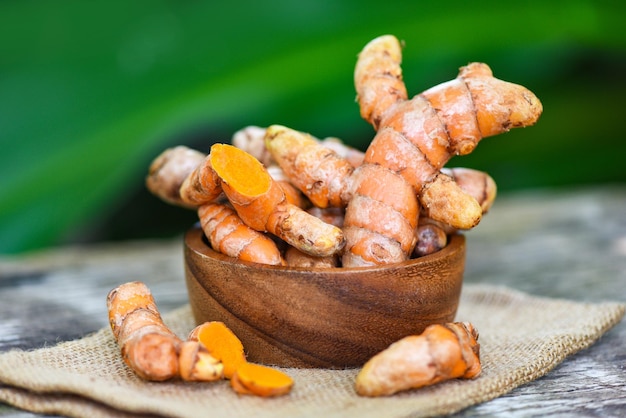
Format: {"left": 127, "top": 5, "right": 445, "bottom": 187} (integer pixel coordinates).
{"left": 184, "top": 226, "right": 465, "bottom": 368}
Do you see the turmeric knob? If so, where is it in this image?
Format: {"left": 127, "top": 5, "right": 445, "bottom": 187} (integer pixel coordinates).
{"left": 355, "top": 322, "right": 481, "bottom": 396}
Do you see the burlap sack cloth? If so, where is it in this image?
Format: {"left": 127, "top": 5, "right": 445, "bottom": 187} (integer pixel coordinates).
{"left": 0, "top": 284, "right": 623, "bottom": 418}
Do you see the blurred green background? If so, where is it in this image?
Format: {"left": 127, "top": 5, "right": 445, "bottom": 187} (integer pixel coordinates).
{"left": 1, "top": 0, "right": 625, "bottom": 255}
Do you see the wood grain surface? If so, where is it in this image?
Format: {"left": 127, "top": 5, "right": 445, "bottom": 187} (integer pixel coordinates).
{"left": 1, "top": 185, "right": 625, "bottom": 417}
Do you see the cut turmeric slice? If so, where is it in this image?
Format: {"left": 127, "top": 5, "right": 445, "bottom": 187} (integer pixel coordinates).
{"left": 189, "top": 321, "right": 247, "bottom": 379}
{"left": 231, "top": 362, "right": 294, "bottom": 397}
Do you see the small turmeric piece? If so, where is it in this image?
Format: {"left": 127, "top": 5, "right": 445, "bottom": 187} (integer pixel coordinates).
{"left": 146, "top": 146, "right": 207, "bottom": 208}
{"left": 355, "top": 322, "right": 481, "bottom": 397}
{"left": 441, "top": 167, "right": 497, "bottom": 214}
{"left": 145, "top": 145, "right": 224, "bottom": 208}
{"left": 179, "top": 152, "right": 224, "bottom": 207}
{"left": 178, "top": 340, "right": 224, "bottom": 382}
{"left": 188, "top": 321, "right": 247, "bottom": 380}
{"left": 106, "top": 281, "right": 182, "bottom": 381}
{"left": 412, "top": 223, "right": 448, "bottom": 258}
{"left": 231, "top": 362, "right": 294, "bottom": 397}
{"left": 418, "top": 172, "right": 483, "bottom": 230}
{"left": 198, "top": 202, "right": 285, "bottom": 266}
{"left": 209, "top": 143, "right": 345, "bottom": 257}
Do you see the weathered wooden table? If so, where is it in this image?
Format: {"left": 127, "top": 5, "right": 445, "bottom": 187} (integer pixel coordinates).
{"left": 1, "top": 186, "right": 625, "bottom": 417}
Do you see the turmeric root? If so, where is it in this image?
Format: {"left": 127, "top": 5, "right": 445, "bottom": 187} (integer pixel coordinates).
{"left": 209, "top": 143, "right": 345, "bottom": 257}
{"left": 178, "top": 340, "right": 224, "bottom": 382}
{"left": 106, "top": 281, "right": 182, "bottom": 381}
{"left": 146, "top": 146, "right": 207, "bottom": 208}
{"left": 419, "top": 167, "right": 497, "bottom": 233}
{"left": 342, "top": 163, "right": 419, "bottom": 266}
{"left": 441, "top": 167, "right": 497, "bottom": 214}
{"left": 343, "top": 35, "right": 541, "bottom": 265}
{"left": 145, "top": 145, "right": 224, "bottom": 208}
{"left": 355, "top": 322, "right": 481, "bottom": 397}
{"left": 179, "top": 152, "right": 224, "bottom": 206}
{"left": 412, "top": 223, "right": 448, "bottom": 258}
{"left": 265, "top": 125, "right": 355, "bottom": 209}
{"left": 188, "top": 321, "right": 247, "bottom": 380}
{"left": 418, "top": 172, "right": 483, "bottom": 230}
{"left": 231, "top": 362, "right": 294, "bottom": 397}
{"left": 355, "top": 36, "right": 541, "bottom": 193}
{"left": 264, "top": 125, "right": 492, "bottom": 232}
{"left": 198, "top": 202, "right": 285, "bottom": 266}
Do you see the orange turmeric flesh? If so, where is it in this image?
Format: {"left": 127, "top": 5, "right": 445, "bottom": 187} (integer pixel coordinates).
{"left": 189, "top": 321, "right": 247, "bottom": 380}
{"left": 231, "top": 362, "right": 294, "bottom": 397}
{"left": 210, "top": 143, "right": 271, "bottom": 198}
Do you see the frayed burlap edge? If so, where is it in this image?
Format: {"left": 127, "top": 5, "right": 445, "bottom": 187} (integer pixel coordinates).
{"left": 0, "top": 284, "right": 624, "bottom": 418}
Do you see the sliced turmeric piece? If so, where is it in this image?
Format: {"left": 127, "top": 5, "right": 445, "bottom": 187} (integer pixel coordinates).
{"left": 189, "top": 321, "right": 247, "bottom": 379}
{"left": 231, "top": 362, "right": 294, "bottom": 397}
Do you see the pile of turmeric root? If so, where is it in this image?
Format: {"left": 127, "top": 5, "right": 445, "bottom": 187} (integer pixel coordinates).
{"left": 109, "top": 35, "right": 541, "bottom": 396}
{"left": 147, "top": 35, "right": 540, "bottom": 268}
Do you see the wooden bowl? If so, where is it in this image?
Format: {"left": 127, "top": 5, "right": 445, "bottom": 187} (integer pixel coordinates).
{"left": 184, "top": 226, "right": 465, "bottom": 368}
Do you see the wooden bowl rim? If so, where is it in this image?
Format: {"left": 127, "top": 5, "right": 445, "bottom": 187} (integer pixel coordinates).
{"left": 184, "top": 225, "right": 465, "bottom": 274}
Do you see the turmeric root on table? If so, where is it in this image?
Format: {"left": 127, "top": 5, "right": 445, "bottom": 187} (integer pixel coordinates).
{"left": 209, "top": 143, "right": 345, "bottom": 257}
{"left": 355, "top": 322, "right": 481, "bottom": 397}
{"left": 107, "top": 281, "right": 183, "bottom": 381}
